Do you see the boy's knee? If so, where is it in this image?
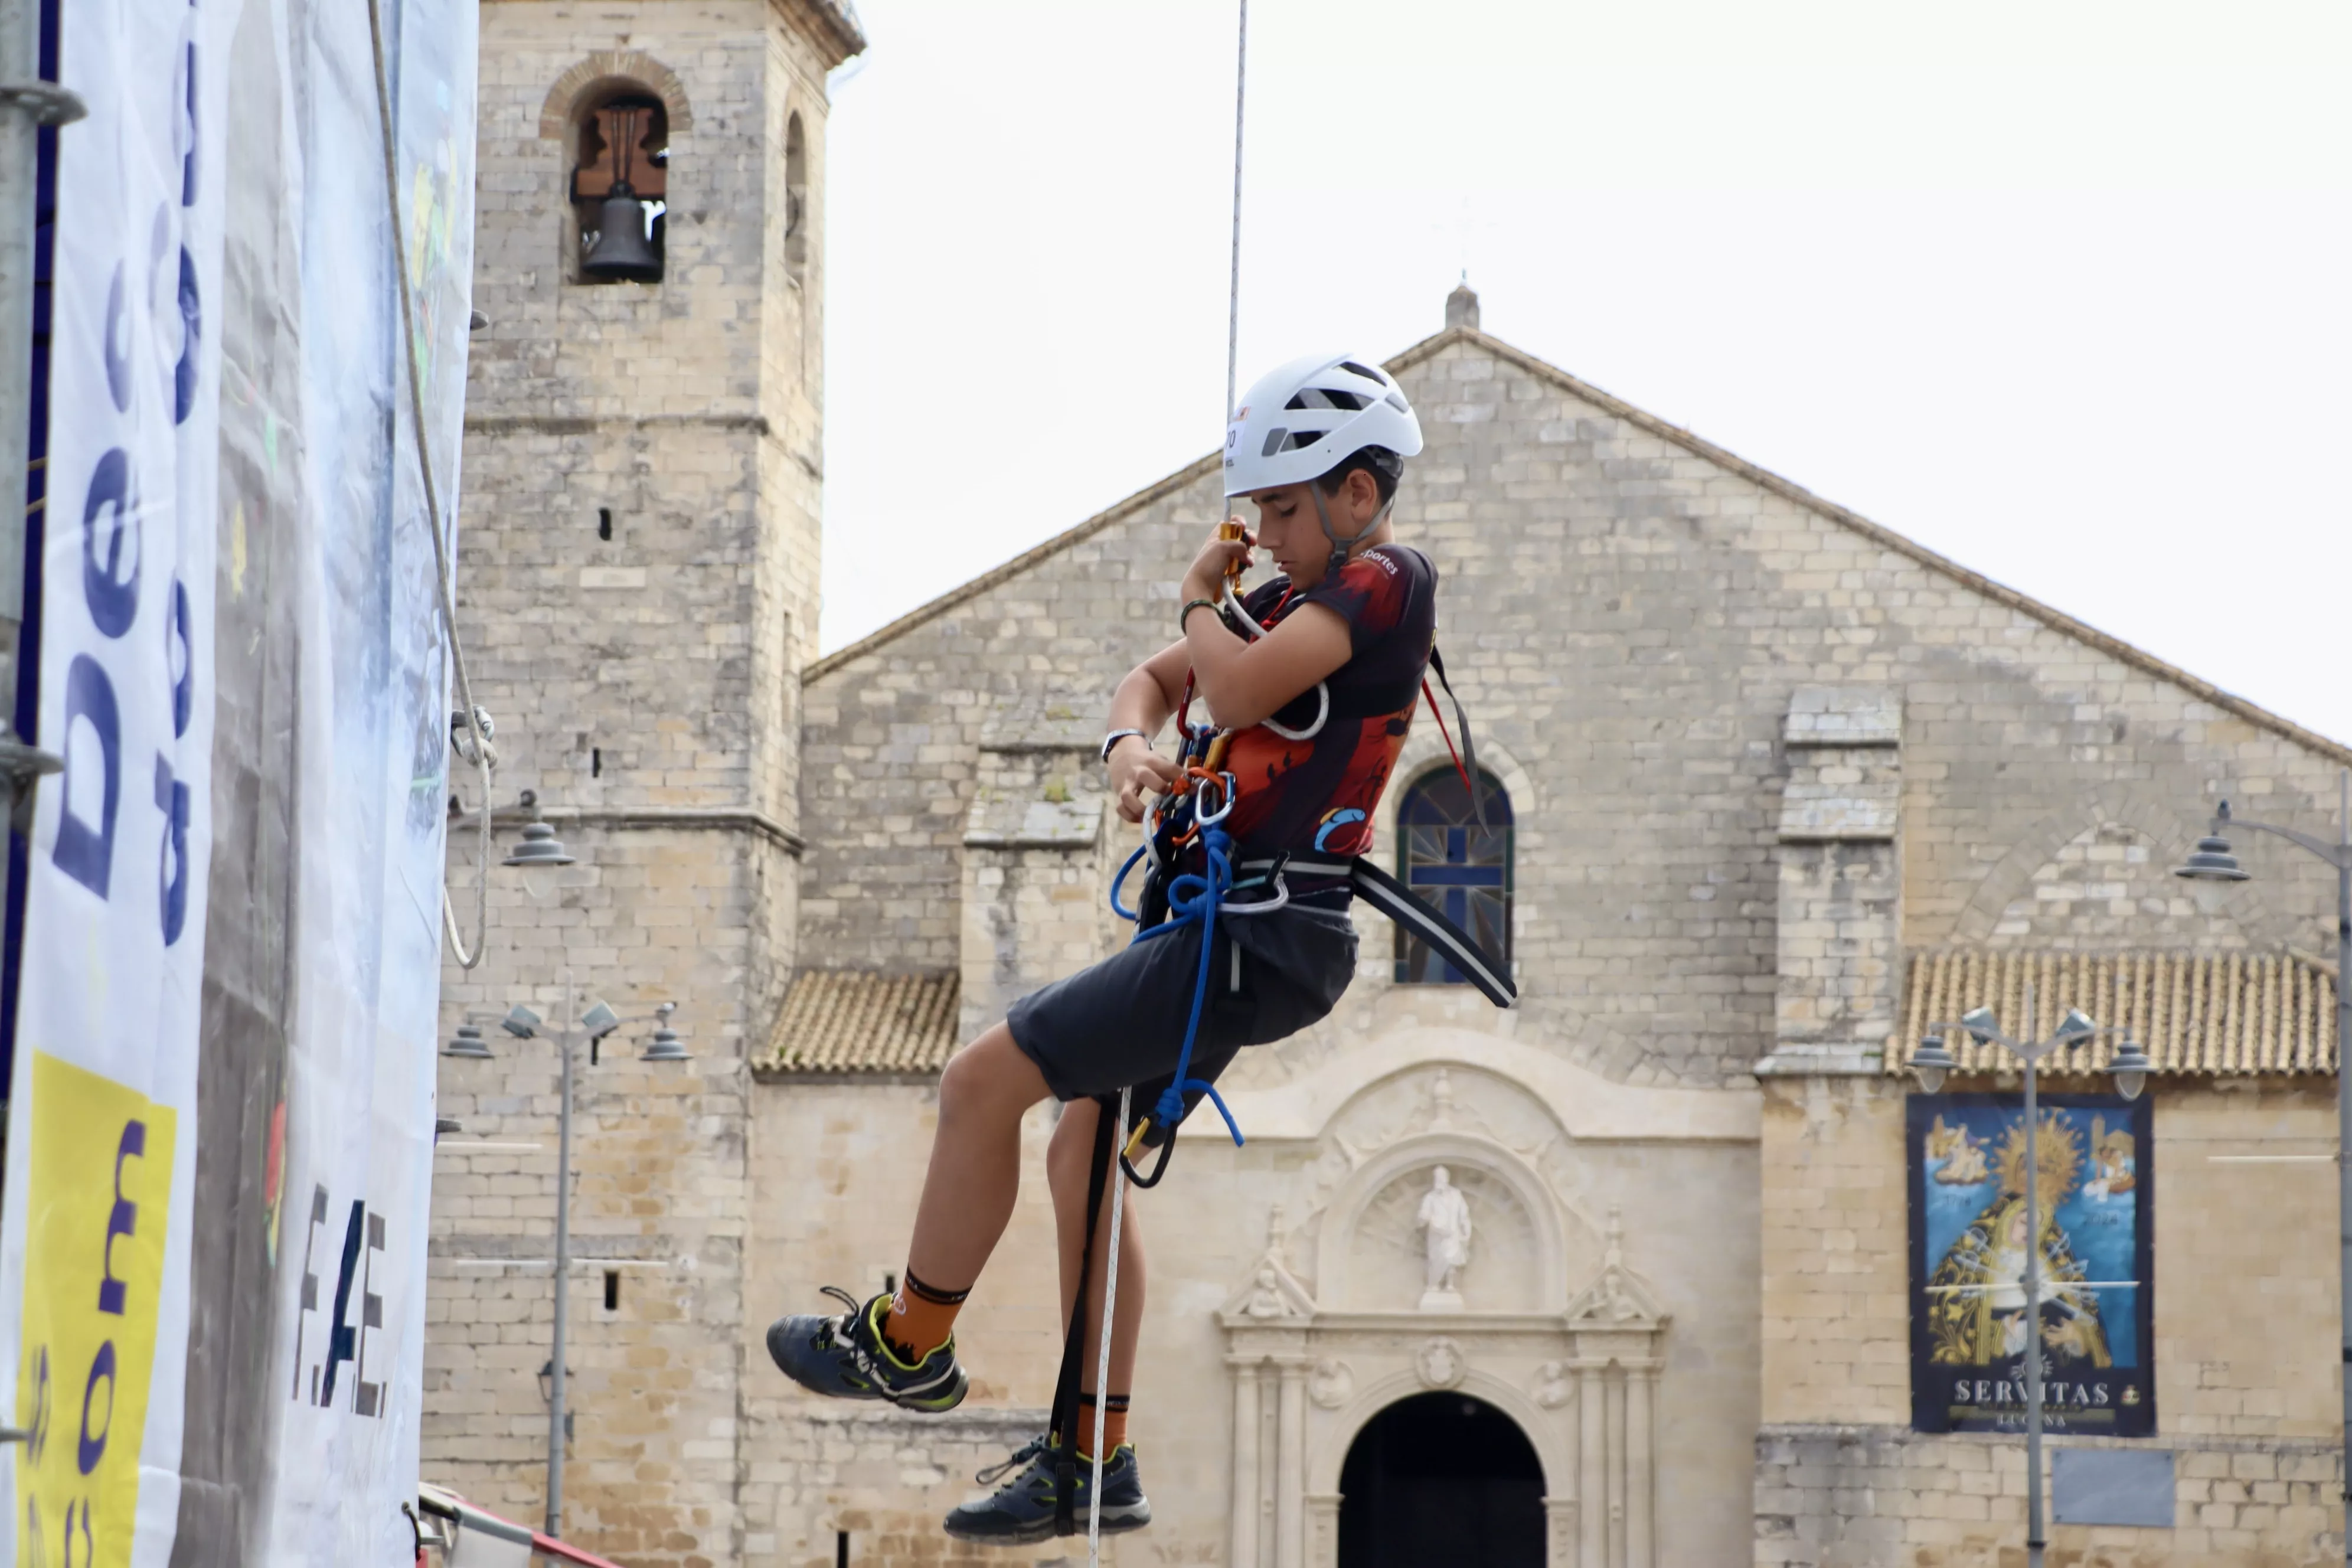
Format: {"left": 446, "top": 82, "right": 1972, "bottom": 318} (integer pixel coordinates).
{"left": 939, "top": 1025, "right": 1048, "bottom": 1122}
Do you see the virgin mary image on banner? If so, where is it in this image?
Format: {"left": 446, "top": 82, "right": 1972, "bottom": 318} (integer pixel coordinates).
{"left": 1907, "top": 1094, "right": 2154, "bottom": 1436}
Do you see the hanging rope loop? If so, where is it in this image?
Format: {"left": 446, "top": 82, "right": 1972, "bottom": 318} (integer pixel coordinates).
{"left": 367, "top": 0, "right": 498, "bottom": 969}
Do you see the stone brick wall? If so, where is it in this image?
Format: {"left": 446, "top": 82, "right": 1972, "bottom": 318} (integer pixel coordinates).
{"left": 740, "top": 1082, "right": 1076, "bottom": 1567}
{"left": 1756, "top": 1073, "right": 2345, "bottom": 1564}
{"left": 428, "top": 826, "right": 768, "bottom": 1562}
{"left": 1756, "top": 1426, "right": 2343, "bottom": 1567}
{"left": 425, "top": 2, "right": 852, "bottom": 1563}
{"left": 799, "top": 333, "right": 2347, "bottom": 1092}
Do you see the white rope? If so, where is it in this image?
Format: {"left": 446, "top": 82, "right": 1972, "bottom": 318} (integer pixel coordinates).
{"left": 1224, "top": 0, "right": 1248, "bottom": 422}
{"left": 1086, "top": 1086, "right": 1132, "bottom": 1564}
{"left": 1220, "top": 579, "right": 1327, "bottom": 740}
{"left": 1088, "top": 15, "right": 1246, "bottom": 1558}
{"left": 367, "top": 0, "right": 497, "bottom": 969}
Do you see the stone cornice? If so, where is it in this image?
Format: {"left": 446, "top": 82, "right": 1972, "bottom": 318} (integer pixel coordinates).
{"left": 773, "top": 0, "right": 866, "bottom": 70}
{"left": 457, "top": 803, "right": 805, "bottom": 855}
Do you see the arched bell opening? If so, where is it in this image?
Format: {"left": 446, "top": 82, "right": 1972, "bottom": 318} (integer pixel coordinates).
{"left": 1337, "top": 1391, "right": 1545, "bottom": 1568}
{"left": 569, "top": 89, "right": 669, "bottom": 283}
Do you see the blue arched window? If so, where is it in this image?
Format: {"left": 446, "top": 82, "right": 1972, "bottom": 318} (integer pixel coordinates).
{"left": 1395, "top": 767, "right": 1513, "bottom": 986}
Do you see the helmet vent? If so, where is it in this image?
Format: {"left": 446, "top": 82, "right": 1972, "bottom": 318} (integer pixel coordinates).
{"left": 1260, "top": 428, "right": 1290, "bottom": 457}
{"left": 1384, "top": 392, "right": 1409, "bottom": 413}
{"left": 1282, "top": 430, "right": 1327, "bottom": 451}
{"left": 1285, "top": 387, "right": 1368, "bottom": 412}
{"left": 1339, "top": 361, "right": 1384, "bottom": 383}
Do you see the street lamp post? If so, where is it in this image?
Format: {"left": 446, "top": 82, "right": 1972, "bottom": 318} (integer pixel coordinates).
{"left": 1909, "top": 983, "right": 2149, "bottom": 1568}
{"left": 447, "top": 991, "right": 688, "bottom": 1537}
{"left": 501, "top": 984, "right": 613, "bottom": 1540}
{"left": 2174, "top": 768, "right": 2352, "bottom": 1566}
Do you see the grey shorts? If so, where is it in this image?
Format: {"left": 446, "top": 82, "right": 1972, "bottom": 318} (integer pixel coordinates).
{"left": 1005, "top": 903, "right": 1358, "bottom": 1106}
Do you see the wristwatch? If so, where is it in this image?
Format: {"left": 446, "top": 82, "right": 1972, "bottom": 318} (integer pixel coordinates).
{"left": 1100, "top": 729, "right": 1148, "bottom": 765}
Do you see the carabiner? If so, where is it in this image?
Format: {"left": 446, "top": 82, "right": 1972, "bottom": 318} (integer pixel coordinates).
{"left": 1194, "top": 770, "right": 1237, "bottom": 826}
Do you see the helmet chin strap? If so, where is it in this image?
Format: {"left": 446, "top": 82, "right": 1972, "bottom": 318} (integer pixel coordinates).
{"left": 1308, "top": 481, "right": 1396, "bottom": 580}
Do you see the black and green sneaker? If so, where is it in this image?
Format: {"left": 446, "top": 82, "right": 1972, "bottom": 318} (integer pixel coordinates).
{"left": 765, "top": 1286, "right": 968, "bottom": 1413}
{"left": 942, "top": 1435, "right": 1151, "bottom": 1544}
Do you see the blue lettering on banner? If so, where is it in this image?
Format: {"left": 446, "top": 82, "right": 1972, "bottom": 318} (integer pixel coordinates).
{"left": 98, "top": 1121, "right": 146, "bottom": 1315}
{"left": 152, "top": 757, "right": 188, "bottom": 943}
{"left": 79, "top": 448, "right": 139, "bottom": 638}
{"left": 52, "top": 656, "right": 122, "bottom": 897}
{"left": 103, "top": 264, "right": 131, "bottom": 413}
{"left": 175, "top": 31, "right": 198, "bottom": 207}
{"left": 171, "top": 247, "right": 198, "bottom": 426}
{"left": 74, "top": 1342, "right": 114, "bottom": 1476}
{"left": 166, "top": 578, "right": 191, "bottom": 736}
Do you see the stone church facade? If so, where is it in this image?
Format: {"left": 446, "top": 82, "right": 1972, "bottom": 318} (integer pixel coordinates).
{"left": 424, "top": 6, "right": 2348, "bottom": 1566}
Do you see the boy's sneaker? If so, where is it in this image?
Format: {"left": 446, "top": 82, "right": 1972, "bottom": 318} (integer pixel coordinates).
{"left": 765, "top": 1286, "right": 968, "bottom": 1413}
{"left": 942, "top": 1435, "right": 1151, "bottom": 1544}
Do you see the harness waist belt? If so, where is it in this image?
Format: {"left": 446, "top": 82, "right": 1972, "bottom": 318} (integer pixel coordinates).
{"left": 1237, "top": 855, "right": 1517, "bottom": 1010}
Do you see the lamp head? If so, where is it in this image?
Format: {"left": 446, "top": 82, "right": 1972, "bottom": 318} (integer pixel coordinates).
{"left": 2173, "top": 832, "right": 2249, "bottom": 885}
{"left": 580, "top": 1001, "right": 621, "bottom": 1041}
{"left": 1912, "top": 1032, "right": 1956, "bottom": 1096}
{"left": 2110, "top": 1037, "right": 2152, "bottom": 1102}
{"left": 501, "top": 1004, "right": 542, "bottom": 1040}
{"left": 640, "top": 1024, "right": 691, "bottom": 1063}
{"left": 503, "top": 819, "right": 575, "bottom": 900}
{"left": 2054, "top": 1008, "right": 2098, "bottom": 1047}
{"left": 1959, "top": 1007, "right": 2001, "bottom": 1047}
{"left": 443, "top": 1023, "right": 494, "bottom": 1060}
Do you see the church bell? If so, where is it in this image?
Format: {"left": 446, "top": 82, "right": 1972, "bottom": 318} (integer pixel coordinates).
{"left": 573, "top": 98, "right": 667, "bottom": 282}
{"left": 582, "top": 185, "right": 660, "bottom": 281}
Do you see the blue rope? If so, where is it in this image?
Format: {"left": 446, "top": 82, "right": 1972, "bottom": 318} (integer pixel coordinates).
{"left": 1116, "top": 825, "right": 1245, "bottom": 1146}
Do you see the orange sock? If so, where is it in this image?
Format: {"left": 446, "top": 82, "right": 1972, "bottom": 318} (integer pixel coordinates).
{"left": 1077, "top": 1392, "right": 1131, "bottom": 1457}
{"left": 882, "top": 1269, "right": 968, "bottom": 1363}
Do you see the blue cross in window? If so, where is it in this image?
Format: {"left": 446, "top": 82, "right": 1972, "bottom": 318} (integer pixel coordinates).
{"left": 1397, "top": 769, "right": 1512, "bottom": 986}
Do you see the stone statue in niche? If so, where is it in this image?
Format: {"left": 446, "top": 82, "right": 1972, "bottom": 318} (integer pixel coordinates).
{"left": 1417, "top": 1165, "right": 1473, "bottom": 1311}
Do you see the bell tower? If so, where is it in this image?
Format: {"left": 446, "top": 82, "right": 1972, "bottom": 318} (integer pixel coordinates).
{"left": 426, "top": 3, "right": 863, "bottom": 1564}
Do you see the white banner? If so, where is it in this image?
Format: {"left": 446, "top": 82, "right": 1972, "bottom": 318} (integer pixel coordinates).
{"left": 0, "top": 1, "right": 234, "bottom": 1565}
{"left": 240, "top": 0, "right": 478, "bottom": 1557}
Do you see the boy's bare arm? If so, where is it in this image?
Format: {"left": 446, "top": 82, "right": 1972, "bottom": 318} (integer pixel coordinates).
{"left": 1103, "top": 641, "right": 1188, "bottom": 822}
{"left": 1181, "top": 601, "right": 1350, "bottom": 731}
{"left": 1175, "top": 527, "right": 1351, "bottom": 730}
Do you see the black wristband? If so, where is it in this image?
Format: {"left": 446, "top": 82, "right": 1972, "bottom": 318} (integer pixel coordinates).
{"left": 1180, "top": 597, "right": 1223, "bottom": 634}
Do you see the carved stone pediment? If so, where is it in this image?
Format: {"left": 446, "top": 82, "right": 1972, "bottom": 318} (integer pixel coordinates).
{"left": 1220, "top": 1210, "right": 1319, "bottom": 1324}
{"left": 1563, "top": 1205, "right": 1668, "bottom": 1333}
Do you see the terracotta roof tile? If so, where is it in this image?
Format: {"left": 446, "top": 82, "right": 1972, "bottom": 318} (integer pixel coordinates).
{"left": 760, "top": 970, "right": 959, "bottom": 1076}
{"left": 1889, "top": 949, "right": 2336, "bottom": 1078}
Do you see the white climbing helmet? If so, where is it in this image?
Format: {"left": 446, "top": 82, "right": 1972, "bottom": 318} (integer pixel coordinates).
{"left": 1223, "top": 352, "right": 1424, "bottom": 498}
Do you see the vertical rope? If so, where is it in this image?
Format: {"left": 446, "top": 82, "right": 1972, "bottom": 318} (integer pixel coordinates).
{"left": 1086, "top": 1087, "right": 1132, "bottom": 1563}
{"left": 1224, "top": 0, "right": 1248, "bottom": 423}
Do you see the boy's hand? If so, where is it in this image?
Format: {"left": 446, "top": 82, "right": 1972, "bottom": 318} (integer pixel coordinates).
{"left": 1182, "top": 520, "right": 1255, "bottom": 604}
{"left": 1108, "top": 736, "right": 1181, "bottom": 822}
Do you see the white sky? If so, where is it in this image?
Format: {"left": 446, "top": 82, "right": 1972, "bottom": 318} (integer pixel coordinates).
{"left": 821, "top": 1, "right": 2352, "bottom": 744}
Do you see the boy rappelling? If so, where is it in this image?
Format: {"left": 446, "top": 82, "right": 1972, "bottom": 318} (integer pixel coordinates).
{"left": 767, "top": 352, "right": 1510, "bottom": 1545}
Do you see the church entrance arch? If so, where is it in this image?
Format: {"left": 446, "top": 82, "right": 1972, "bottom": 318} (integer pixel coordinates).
{"left": 1337, "top": 1392, "right": 1544, "bottom": 1567}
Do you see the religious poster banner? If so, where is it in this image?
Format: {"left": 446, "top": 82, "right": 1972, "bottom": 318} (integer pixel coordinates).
{"left": 1907, "top": 1093, "right": 2155, "bottom": 1437}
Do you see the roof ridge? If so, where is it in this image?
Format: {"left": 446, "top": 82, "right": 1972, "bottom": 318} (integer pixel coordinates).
{"left": 1453, "top": 329, "right": 2352, "bottom": 766}
{"left": 801, "top": 329, "right": 1465, "bottom": 684}
{"left": 806, "top": 326, "right": 2350, "bottom": 767}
